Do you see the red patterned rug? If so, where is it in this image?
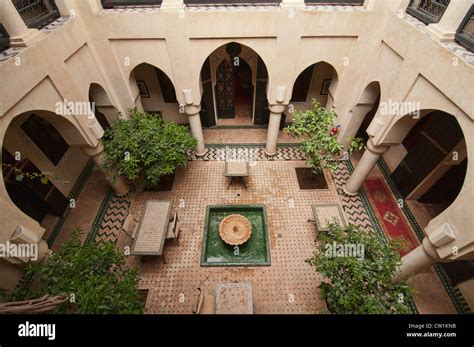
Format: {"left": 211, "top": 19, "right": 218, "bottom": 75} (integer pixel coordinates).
{"left": 364, "top": 178, "right": 419, "bottom": 255}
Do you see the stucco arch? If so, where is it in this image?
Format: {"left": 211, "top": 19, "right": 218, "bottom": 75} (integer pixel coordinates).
{"left": 0, "top": 109, "right": 94, "bottom": 269}
{"left": 89, "top": 83, "right": 120, "bottom": 126}
{"left": 89, "top": 83, "right": 114, "bottom": 107}
{"left": 379, "top": 109, "right": 470, "bottom": 244}
{"left": 128, "top": 62, "right": 178, "bottom": 108}
{"left": 196, "top": 40, "right": 273, "bottom": 102}
{"left": 128, "top": 61, "right": 176, "bottom": 88}
{"left": 356, "top": 81, "right": 382, "bottom": 106}
{"left": 291, "top": 60, "right": 340, "bottom": 90}
{"left": 344, "top": 80, "right": 382, "bottom": 140}
{"left": 288, "top": 60, "right": 339, "bottom": 113}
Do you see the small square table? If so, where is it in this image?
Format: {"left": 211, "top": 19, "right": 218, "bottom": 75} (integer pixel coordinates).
{"left": 225, "top": 161, "right": 249, "bottom": 189}
{"left": 311, "top": 203, "right": 346, "bottom": 231}
{"left": 215, "top": 283, "right": 253, "bottom": 314}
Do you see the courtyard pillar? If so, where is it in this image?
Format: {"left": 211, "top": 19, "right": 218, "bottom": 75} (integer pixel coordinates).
{"left": 426, "top": 0, "right": 472, "bottom": 42}
{"left": 265, "top": 104, "right": 286, "bottom": 156}
{"left": 182, "top": 89, "right": 206, "bottom": 156}
{"left": 1, "top": 0, "right": 44, "bottom": 47}
{"left": 81, "top": 142, "right": 129, "bottom": 196}
{"left": 344, "top": 138, "right": 389, "bottom": 195}
{"left": 393, "top": 237, "right": 440, "bottom": 283}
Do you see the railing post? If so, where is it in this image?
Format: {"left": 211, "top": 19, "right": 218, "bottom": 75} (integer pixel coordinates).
{"left": 0, "top": 0, "right": 43, "bottom": 47}
{"left": 161, "top": 0, "right": 185, "bottom": 10}
{"left": 426, "top": 0, "right": 472, "bottom": 42}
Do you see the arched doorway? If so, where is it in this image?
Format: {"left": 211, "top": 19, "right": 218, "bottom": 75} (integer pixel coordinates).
{"left": 88, "top": 83, "right": 118, "bottom": 129}
{"left": 390, "top": 110, "right": 467, "bottom": 214}
{"left": 354, "top": 81, "right": 381, "bottom": 142}
{"left": 199, "top": 42, "right": 269, "bottom": 127}
{"left": 389, "top": 110, "right": 471, "bottom": 290}
{"left": 289, "top": 61, "right": 339, "bottom": 125}
{"left": 2, "top": 111, "right": 89, "bottom": 222}
{"left": 129, "top": 63, "right": 181, "bottom": 122}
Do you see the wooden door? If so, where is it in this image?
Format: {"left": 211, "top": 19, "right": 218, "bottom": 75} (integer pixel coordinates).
{"left": 200, "top": 58, "right": 216, "bottom": 127}
{"left": 215, "top": 59, "right": 234, "bottom": 118}
{"left": 253, "top": 57, "right": 269, "bottom": 126}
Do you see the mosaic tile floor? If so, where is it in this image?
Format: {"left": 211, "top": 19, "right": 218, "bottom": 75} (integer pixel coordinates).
{"left": 202, "top": 128, "right": 299, "bottom": 144}
{"left": 118, "top": 160, "right": 338, "bottom": 313}
{"left": 79, "top": 145, "right": 465, "bottom": 314}
{"left": 35, "top": 138, "right": 463, "bottom": 314}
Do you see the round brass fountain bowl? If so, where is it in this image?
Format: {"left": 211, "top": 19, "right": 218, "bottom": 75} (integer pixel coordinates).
{"left": 219, "top": 214, "right": 252, "bottom": 246}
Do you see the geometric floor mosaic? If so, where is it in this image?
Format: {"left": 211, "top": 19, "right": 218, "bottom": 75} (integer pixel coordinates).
{"left": 77, "top": 144, "right": 467, "bottom": 314}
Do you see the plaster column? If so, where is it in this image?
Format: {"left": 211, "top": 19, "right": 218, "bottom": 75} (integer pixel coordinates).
{"left": 393, "top": 237, "right": 440, "bottom": 283}
{"left": 1, "top": 0, "right": 43, "bottom": 47}
{"left": 81, "top": 142, "right": 129, "bottom": 196}
{"left": 7, "top": 225, "right": 51, "bottom": 265}
{"left": 344, "top": 138, "right": 389, "bottom": 195}
{"left": 185, "top": 104, "right": 206, "bottom": 156}
{"left": 426, "top": 0, "right": 472, "bottom": 42}
{"left": 265, "top": 104, "right": 286, "bottom": 156}
{"left": 182, "top": 89, "right": 206, "bottom": 156}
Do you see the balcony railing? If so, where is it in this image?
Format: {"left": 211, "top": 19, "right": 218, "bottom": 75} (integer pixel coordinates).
{"left": 406, "top": 0, "right": 450, "bottom": 24}
{"left": 0, "top": 24, "right": 10, "bottom": 52}
{"left": 13, "top": 0, "right": 60, "bottom": 29}
{"left": 455, "top": 5, "right": 473, "bottom": 52}
{"left": 101, "top": 0, "right": 163, "bottom": 7}
{"left": 305, "top": 0, "right": 363, "bottom": 4}
{"left": 184, "top": 0, "right": 279, "bottom": 4}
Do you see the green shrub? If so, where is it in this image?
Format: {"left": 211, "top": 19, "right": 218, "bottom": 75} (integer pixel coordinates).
{"left": 307, "top": 223, "right": 413, "bottom": 314}
{"left": 102, "top": 109, "right": 197, "bottom": 189}
{"left": 285, "top": 100, "right": 365, "bottom": 175}
{"left": 25, "top": 229, "right": 143, "bottom": 314}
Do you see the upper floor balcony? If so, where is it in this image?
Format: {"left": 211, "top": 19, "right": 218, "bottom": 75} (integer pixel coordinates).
{"left": 406, "top": 0, "right": 450, "bottom": 24}
{"left": 13, "top": 0, "right": 61, "bottom": 29}
{"left": 100, "top": 0, "right": 364, "bottom": 7}
{"left": 0, "top": 0, "right": 472, "bottom": 66}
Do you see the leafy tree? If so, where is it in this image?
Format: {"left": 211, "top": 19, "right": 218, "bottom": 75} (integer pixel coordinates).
{"left": 24, "top": 229, "right": 143, "bottom": 314}
{"left": 102, "top": 110, "right": 197, "bottom": 189}
{"left": 307, "top": 223, "right": 414, "bottom": 314}
{"left": 285, "top": 100, "right": 365, "bottom": 175}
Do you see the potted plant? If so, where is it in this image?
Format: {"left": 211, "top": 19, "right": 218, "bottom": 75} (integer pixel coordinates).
{"left": 306, "top": 223, "right": 414, "bottom": 314}
{"left": 102, "top": 109, "right": 197, "bottom": 191}
{"left": 285, "top": 100, "right": 365, "bottom": 189}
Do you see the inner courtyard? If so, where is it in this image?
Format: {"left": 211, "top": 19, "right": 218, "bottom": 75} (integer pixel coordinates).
{"left": 0, "top": 0, "right": 473, "bottom": 319}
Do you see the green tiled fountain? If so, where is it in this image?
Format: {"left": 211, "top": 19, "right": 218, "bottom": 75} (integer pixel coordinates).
{"left": 201, "top": 205, "right": 271, "bottom": 266}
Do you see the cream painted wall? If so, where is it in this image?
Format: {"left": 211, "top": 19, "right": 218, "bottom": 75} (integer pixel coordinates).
{"left": 0, "top": 0, "right": 473, "bottom": 290}
{"left": 133, "top": 64, "right": 186, "bottom": 123}
{"left": 286, "top": 62, "right": 338, "bottom": 120}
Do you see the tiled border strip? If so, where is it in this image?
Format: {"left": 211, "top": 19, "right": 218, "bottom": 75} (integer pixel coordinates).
{"left": 46, "top": 160, "right": 95, "bottom": 247}
{"left": 210, "top": 125, "right": 269, "bottom": 129}
{"left": 18, "top": 160, "right": 95, "bottom": 298}
{"left": 376, "top": 158, "right": 469, "bottom": 314}
{"left": 188, "top": 143, "right": 306, "bottom": 161}
{"left": 343, "top": 159, "right": 418, "bottom": 314}
{"left": 84, "top": 189, "right": 114, "bottom": 245}
{"left": 205, "top": 143, "right": 300, "bottom": 148}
